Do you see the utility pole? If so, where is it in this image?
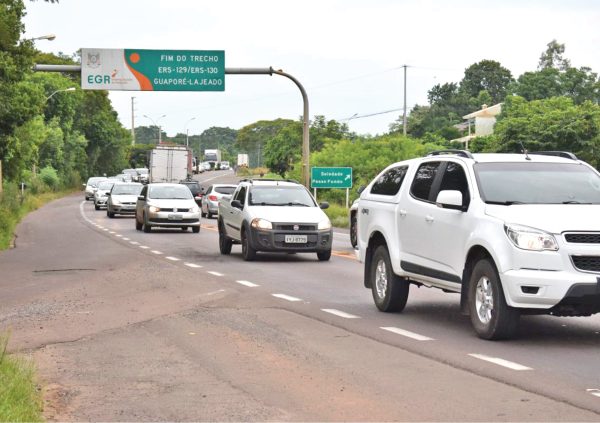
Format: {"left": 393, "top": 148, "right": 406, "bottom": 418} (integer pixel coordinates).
{"left": 131, "top": 96, "right": 136, "bottom": 145}
{"left": 403, "top": 64, "right": 408, "bottom": 136}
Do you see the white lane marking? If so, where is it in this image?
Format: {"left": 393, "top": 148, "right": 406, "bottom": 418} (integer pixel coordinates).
{"left": 469, "top": 354, "right": 532, "bottom": 371}
{"left": 207, "top": 271, "right": 224, "bottom": 277}
{"left": 139, "top": 246, "right": 149, "bottom": 249}
{"left": 587, "top": 389, "right": 600, "bottom": 398}
{"left": 237, "top": 280, "right": 260, "bottom": 287}
{"left": 380, "top": 326, "right": 434, "bottom": 341}
{"left": 184, "top": 262, "right": 202, "bottom": 268}
{"left": 151, "top": 250, "right": 163, "bottom": 255}
{"left": 165, "top": 256, "right": 180, "bottom": 261}
{"left": 103, "top": 229, "right": 109, "bottom": 232}
{"left": 130, "top": 241, "right": 139, "bottom": 245}
{"left": 321, "top": 309, "right": 360, "bottom": 319}
{"left": 115, "top": 234, "right": 123, "bottom": 237}
{"left": 123, "top": 237, "right": 130, "bottom": 241}
{"left": 109, "top": 231, "right": 116, "bottom": 234}
{"left": 272, "top": 294, "right": 302, "bottom": 302}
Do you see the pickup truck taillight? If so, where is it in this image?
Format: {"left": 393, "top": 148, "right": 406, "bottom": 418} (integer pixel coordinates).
{"left": 208, "top": 195, "right": 218, "bottom": 201}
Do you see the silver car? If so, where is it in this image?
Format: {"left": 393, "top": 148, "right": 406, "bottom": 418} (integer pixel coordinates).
{"left": 84, "top": 176, "right": 107, "bottom": 200}
{"left": 94, "top": 180, "right": 116, "bottom": 210}
{"left": 135, "top": 183, "right": 201, "bottom": 233}
{"left": 201, "top": 184, "right": 237, "bottom": 218}
{"left": 106, "top": 182, "right": 143, "bottom": 217}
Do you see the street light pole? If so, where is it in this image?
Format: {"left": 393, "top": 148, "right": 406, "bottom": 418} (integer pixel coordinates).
{"left": 45, "top": 87, "right": 76, "bottom": 101}
{"left": 184, "top": 117, "right": 196, "bottom": 148}
{"left": 143, "top": 114, "right": 166, "bottom": 145}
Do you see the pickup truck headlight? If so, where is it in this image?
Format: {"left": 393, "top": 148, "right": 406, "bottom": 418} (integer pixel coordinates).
{"left": 148, "top": 205, "right": 160, "bottom": 213}
{"left": 251, "top": 218, "right": 272, "bottom": 230}
{"left": 505, "top": 224, "right": 558, "bottom": 251}
{"left": 318, "top": 219, "right": 332, "bottom": 230}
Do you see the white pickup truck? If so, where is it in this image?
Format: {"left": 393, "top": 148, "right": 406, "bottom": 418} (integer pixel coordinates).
{"left": 357, "top": 150, "right": 600, "bottom": 340}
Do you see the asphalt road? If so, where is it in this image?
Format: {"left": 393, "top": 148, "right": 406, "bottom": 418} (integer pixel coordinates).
{"left": 1, "top": 169, "right": 599, "bottom": 421}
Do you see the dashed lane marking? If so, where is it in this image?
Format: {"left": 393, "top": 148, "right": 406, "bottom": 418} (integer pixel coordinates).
{"left": 380, "top": 326, "right": 435, "bottom": 341}
{"left": 207, "top": 271, "right": 224, "bottom": 277}
{"left": 139, "top": 246, "right": 149, "bottom": 249}
{"left": 184, "top": 263, "right": 202, "bottom": 268}
{"left": 236, "top": 280, "right": 260, "bottom": 287}
{"left": 321, "top": 308, "right": 360, "bottom": 319}
{"left": 165, "top": 256, "right": 180, "bottom": 261}
{"left": 115, "top": 234, "right": 123, "bottom": 237}
{"left": 468, "top": 353, "right": 532, "bottom": 371}
{"left": 151, "top": 250, "right": 163, "bottom": 255}
{"left": 123, "top": 237, "right": 130, "bottom": 241}
{"left": 272, "top": 294, "right": 302, "bottom": 302}
{"left": 130, "top": 241, "right": 139, "bottom": 245}
{"left": 587, "top": 389, "right": 600, "bottom": 398}
{"left": 109, "top": 231, "right": 115, "bottom": 234}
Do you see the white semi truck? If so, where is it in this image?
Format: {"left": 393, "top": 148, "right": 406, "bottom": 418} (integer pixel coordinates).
{"left": 149, "top": 145, "right": 192, "bottom": 183}
{"left": 204, "top": 149, "right": 222, "bottom": 169}
{"left": 237, "top": 153, "right": 249, "bottom": 167}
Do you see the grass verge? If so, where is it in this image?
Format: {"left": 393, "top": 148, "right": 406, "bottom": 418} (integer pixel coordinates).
{"left": 0, "top": 188, "right": 76, "bottom": 251}
{"left": 323, "top": 202, "right": 350, "bottom": 229}
{"left": 0, "top": 334, "right": 43, "bottom": 422}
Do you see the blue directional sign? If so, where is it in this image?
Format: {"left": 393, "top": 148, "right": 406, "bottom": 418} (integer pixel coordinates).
{"left": 311, "top": 167, "right": 352, "bottom": 189}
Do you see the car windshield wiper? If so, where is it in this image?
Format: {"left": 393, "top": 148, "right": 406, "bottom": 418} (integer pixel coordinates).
{"left": 486, "top": 200, "right": 525, "bottom": 205}
{"left": 251, "top": 202, "right": 282, "bottom": 206}
{"left": 286, "top": 202, "right": 310, "bottom": 207}
{"left": 561, "top": 200, "right": 592, "bottom": 204}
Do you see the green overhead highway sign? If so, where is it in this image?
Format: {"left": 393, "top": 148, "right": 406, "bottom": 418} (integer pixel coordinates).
{"left": 81, "top": 48, "right": 225, "bottom": 91}
{"left": 311, "top": 167, "right": 353, "bottom": 189}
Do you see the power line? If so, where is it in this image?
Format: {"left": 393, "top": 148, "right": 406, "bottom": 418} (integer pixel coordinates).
{"left": 340, "top": 107, "right": 404, "bottom": 121}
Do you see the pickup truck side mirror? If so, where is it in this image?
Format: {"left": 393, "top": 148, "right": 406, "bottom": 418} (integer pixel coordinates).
{"left": 231, "top": 199, "right": 243, "bottom": 210}
{"left": 319, "top": 202, "right": 329, "bottom": 210}
{"left": 436, "top": 190, "right": 464, "bottom": 211}
{"left": 357, "top": 185, "right": 366, "bottom": 195}
{"left": 106, "top": 192, "right": 111, "bottom": 196}
{"left": 137, "top": 195, "right": 144, "bottom": 200}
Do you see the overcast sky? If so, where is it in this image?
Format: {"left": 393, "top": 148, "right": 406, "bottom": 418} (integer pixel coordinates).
{"left": 24, "top": 0, "right": 600, "bottom": 137}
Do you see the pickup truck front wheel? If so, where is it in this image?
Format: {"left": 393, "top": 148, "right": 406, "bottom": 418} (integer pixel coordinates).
{"left": 241, "top": 227, "right": 256, "bottom": 261}
{"left": 370, "top": 245, "right": 409, "bottom": 312}
{"left": 218, "top": 221, "right": 232, "bottom": 254}
{"left": 468, "top": 258, "right": 520, "bottom": 340}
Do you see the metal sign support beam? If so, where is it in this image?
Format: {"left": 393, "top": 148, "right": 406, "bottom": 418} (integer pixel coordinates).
{"left": 33, "top": 64, "right": 311, "bottom": 188}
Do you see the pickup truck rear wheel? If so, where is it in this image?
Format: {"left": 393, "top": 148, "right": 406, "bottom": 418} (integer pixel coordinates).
{"left": 468, "top": 258, "right": 520, "bottom": 340}
{"left": 218, "top": 221, "right": 232, "bottom": 254}
{"left": 241, "top": 228, "right": 256, "bottom": 261}
{"left": 350, "top": 214, "right": 357, "bottom": 248}
{"left": 370, "top": 245, "right": 409, "bottom": 312}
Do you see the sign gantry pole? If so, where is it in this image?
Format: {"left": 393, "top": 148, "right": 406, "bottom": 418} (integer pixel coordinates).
{"left": 33, "top": 62, "right": 311, "bottom": 188}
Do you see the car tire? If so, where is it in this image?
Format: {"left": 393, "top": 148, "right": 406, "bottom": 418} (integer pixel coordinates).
{"left": 317, "top": 249, "right": 332, "bottom": 261}
{"left": 370, "top": 245, "right": 409, "bottom": 312}
{"left": 207, "top": 211, "right": 213, "bottom": 219}
{"left": 192, "top": 226, "right": 200, "bottom": 234}
{"left": 201, "top": 210, "right": 207, "bottom": 218}
{"left": 94, "top": 203, "right": 100, "bottom": 211}
{"left": 135, "top": 217, "right": 142, "bottom": 231}
{"left": 468, "top": 258, "right": 520, "bottom": 340}
{"left": 241, "top": 227, "right": 256, "bottom": 261}
{"left": 350, "top": 214, "right": 358, "bottom": 248}
{"left": 218, "top": 221, "right": 232, "bottom": 254}
{"left": 107, "top": 211, "right": 115, "bottom": 218}
{"left": 143, "top": 214, "right": 152, "bottom": 233}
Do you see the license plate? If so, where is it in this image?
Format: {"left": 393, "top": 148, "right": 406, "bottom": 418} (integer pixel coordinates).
{"left": 285, "top": 234, "right": 307, "bottom": 243}
{"left": 168, "top": 214, "right": 183, "bottom": 221}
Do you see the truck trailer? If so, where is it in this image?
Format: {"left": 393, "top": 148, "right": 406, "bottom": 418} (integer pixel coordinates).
{"left": 149, "top": 146, "right": 192, "bottom": 183}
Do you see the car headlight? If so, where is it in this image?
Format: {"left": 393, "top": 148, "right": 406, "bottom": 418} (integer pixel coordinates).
{"left": 318, "top": 218, "right": 332, "bottom": 230}
{"left": 191, "top": 206, "right": 200, "bottom": 213}
{"left": 251, "top": 218, "right": 272, "bottom": 230}
{"left": 505, "top": 224, "right": 558, "bottom": 251}
{"left": 148, "top": 205, "right": 160, "bottom": 213}
{"left": 111, "top": 199, "right": 121, "bottom": 205}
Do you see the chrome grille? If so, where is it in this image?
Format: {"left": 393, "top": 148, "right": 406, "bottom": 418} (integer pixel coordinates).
{"left": 564, "top": 232, "right": 600, "bottom": 244}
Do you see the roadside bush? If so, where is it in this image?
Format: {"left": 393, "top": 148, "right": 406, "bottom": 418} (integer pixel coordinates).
{"left": 323, "top": 202, "right": 349, "bottom": 228}
{"left": 39, "top": 166, "right": 59, "bottom": 189}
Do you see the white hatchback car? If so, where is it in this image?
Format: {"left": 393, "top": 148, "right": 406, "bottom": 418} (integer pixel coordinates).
{"left": 135, "top": 183, "right": 201, "bottom": 233}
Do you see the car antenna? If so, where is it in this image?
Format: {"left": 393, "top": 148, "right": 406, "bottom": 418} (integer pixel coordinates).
{"left": 519, "top": 141, "right": 531, "bottom": 161}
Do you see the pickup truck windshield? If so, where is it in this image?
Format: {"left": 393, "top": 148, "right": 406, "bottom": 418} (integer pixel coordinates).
{"left": 249, "top": 186, "right": 315, "bottom": 207}
{"left": 475, "top": 162, "right": 600, "bottom": 204}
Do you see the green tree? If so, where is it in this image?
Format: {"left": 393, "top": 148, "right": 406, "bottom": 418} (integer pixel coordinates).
{"left": 538, "top": 39, "right": 571, "bottom": 71}
{"left": 493, "top": 96, "right": 600, "bottom": 167}
{"left": 459, "top": 60, "right": 514, "bottom": 105}
{"left": 263, "top": 123, "right": 302, "bottom": 176}
{"left": 236, "top": 119, "right": 294, "bottom": 167}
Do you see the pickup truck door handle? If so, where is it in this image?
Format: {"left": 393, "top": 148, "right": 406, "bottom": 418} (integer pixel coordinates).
{"left": 425, "top": 215, "right": 434, "bottom": 223}
{"left": 399, "top": 209, "right": 407, "bottom": 217}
